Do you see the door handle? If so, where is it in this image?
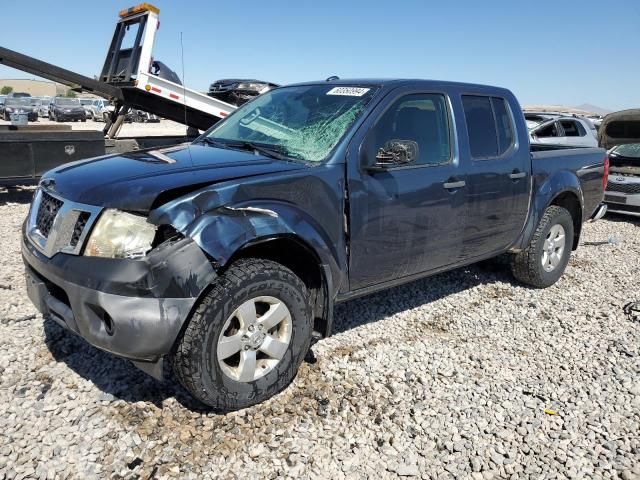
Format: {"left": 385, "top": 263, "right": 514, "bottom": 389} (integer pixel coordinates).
{"left": 509, "top": 171, "right": 527, "bottom": 180}
{"left": 443, "top": 180, "right": 466, "bottom": 189}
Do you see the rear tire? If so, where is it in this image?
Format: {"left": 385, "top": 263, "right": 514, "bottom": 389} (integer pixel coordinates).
{"left": 510, "top": 205, "right": 574, "bottom": 288}
{"left": 172, "top": 258, "right": 312, "bottom": 411}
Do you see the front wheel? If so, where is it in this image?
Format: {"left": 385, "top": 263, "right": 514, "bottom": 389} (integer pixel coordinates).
{"left": 510, "top": 205, "right": 574, "bottom": 288}
{"left": 172, "top": 258, "right": 312, "bottom": 411}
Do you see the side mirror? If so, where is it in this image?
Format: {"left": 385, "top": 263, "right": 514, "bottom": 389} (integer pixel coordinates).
{"left": 366, "top": 139, "right": 419, "bottom": 171}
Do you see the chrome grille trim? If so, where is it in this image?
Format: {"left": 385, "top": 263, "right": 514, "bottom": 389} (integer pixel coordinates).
{"left": 26, "top": 188, "right": 102, "bottom": 258}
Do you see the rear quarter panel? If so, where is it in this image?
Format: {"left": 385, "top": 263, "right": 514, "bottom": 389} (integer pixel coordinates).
{"left": 515, "top": 147, "right": 606, "bottom": 250}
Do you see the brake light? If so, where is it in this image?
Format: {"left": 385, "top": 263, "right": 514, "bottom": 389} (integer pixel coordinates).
{"left": 603, "top": 154, "right": 609, "bottom": 190}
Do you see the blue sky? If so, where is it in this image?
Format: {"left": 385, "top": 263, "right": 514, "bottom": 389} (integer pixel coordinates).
{"left": 1, "top": 0, "right": 638, "bottom": 110}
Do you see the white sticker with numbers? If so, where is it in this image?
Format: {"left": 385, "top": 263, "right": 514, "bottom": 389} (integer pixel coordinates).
{"left": 326, "top": 87, "right": 370, "bottom": 96}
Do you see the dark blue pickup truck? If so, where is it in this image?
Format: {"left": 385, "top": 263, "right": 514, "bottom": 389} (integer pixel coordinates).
{"left": 22, "top": 79, "right": 608, "bottom": 410}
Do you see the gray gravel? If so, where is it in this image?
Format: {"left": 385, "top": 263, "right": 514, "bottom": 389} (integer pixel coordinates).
{"left": 1, "top": 186, "right": 639, "bottom": 479}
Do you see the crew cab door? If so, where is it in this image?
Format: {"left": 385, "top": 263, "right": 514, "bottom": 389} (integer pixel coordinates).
{"left": 457, "top": 94, "right": 530, "bottom": 258}
{"left": 346, "top": 89, "right": 466, "bottom": 290}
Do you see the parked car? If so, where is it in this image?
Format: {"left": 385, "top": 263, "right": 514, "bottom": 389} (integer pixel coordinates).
{"left": 598, "top": 109, "right": 640, "bottom": 150}
{"left": 49, "top": 97, "right": 86, "bottom": 122}
{"left": 604, "top": 143, "right": 640, "bottom": 217}
{"left": 208, "top": 78, "right": 279, "bottom": 106}
{"left": 7, "top": 92, "right": 31, "bottom": 98}
{"left": 23, "top": 79, "right": 607, "bottom": 411}
{"left": 37, "top": 97, "right": 52, "bottom": 117}
{"left": 529, "top": 117, "right": 598, "bottom": 147}
{"left": 79, "top": 98, "right": 96, "bottom": 119}
{"left": 131, "top": 110, "right": 160, "bottom": 123}
{"left": 28, "top": 97, "right": 44, "bottom": 120}
{"left": 1, "top": 96, "right": 38, "bottom": 121}
{"left": 598, "top": 109, "right": 640, "bottom": 217}
{"left": 85, "top": 98, "right": 109, "bottom": 122}
{"left": 524, "top": 111, "right": 563, "bottom": 129}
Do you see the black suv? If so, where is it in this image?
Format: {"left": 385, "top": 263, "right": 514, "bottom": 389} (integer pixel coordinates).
{"left": 49, "top": 97, "right": 86, "bottom": 122}
{"left": 208, "top": 79, "right": 278, "bottom": 106}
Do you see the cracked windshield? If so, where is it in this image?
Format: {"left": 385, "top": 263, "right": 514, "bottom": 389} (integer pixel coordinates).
{"left": 205, "top": 84, "right": 379, "bottom": 162}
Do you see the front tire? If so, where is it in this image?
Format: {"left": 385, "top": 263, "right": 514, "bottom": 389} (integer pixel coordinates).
{"left": 172, "top": 258, "right": 312, "bottom": 411}
{"left": 510, "top": 205, "right": 574, "bottom": 288}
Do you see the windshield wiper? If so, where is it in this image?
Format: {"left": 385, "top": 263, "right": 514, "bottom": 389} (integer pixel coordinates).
{"left": 200, "top": 137, "right": 293, "bottom": 161}
{"left": 197, "top": 137, "right": 233, "bottom": 149}
{"left": 236, "top": 141, "right": 292, "bottom": 161}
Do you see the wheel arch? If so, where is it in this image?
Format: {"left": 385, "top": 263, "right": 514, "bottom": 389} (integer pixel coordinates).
{"left": 513, "top": 171, "right": 584, "bottom": 251}
{"left": 151, "top": 198, "right": 342, "bottom": 338}
{"left": 225, "top": 234, "right": 334, "bottom": 338}
{"left": 548, "top": 190, "right": 582, "bottom": 249}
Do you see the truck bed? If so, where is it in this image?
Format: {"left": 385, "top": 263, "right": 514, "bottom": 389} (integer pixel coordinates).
{"left": 530, "top": 144, "right": 606, "bottom": 222}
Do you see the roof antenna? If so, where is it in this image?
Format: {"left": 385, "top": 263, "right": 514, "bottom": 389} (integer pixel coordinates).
{"left": 180, "top": 31, "right": 194, "bottom": 166}
{"left": 326, "top": 76, "right": 340, "bottom": 82}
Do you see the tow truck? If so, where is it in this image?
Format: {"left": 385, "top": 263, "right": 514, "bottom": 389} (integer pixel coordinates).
{"left": 0, "top": 3, "right": 240, "bottom": 185}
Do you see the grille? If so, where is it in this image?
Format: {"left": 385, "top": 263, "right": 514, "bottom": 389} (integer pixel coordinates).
{"left": 607, "top": 182, "right": 640, "bottom": 195}
{"left": 70, "top": 212, "right": 91, "bottom": 247}
{"left": 35, "top": 191, "right": 63, "bottom": 238}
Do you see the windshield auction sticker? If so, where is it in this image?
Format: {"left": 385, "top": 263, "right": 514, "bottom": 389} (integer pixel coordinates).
{"left": 326, "top": 87, "right": 370, "bottom": 96}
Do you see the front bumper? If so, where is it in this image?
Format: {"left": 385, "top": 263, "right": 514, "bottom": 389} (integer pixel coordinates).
{"left": 22, "top": 233, "right": 217, "bottom": 377}
{"left": 55, "top": 111, "right": 85, "bottom": 120}
{"left": 605, "top": 193, "right": 640, "bottom": 217}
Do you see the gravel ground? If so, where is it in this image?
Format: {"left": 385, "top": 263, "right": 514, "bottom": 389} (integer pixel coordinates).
{"left": 1, "top": 187, "right": 639, "bottom": 480}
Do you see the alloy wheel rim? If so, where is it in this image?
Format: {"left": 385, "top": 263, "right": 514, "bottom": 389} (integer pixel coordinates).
{"left": 216, "top": 296, "right": 292, "bottom": 382}
{"left": 541, "top": 224, "right": 566, "bottom": 272}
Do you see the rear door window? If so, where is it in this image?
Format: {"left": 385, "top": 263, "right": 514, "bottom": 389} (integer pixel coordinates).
{"left": 492, "top": 97, "right": 514, "bottom": 155}
{"left": 462, "top": 95, "right": 515, "bottom": 158}
{"left": 559, "top": 120, "right": 583, "bottom": 137}
{"left": 536, "top": 122, "right": 560, "bottom": 137}
{"left": 462, "top": 96, "right": 498, "bottom": 158}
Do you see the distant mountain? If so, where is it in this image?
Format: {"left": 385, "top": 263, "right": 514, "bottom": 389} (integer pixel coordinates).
{"left": 524, "top": 103, "right": 614, "bottom": 116}
{"left": 574, "top": 104, "right": 613, "bottom": 115}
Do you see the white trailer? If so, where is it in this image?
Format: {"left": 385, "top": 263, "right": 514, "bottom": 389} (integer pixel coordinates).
{"left": 0, "top": 3, "right": 238, "bottom": 138}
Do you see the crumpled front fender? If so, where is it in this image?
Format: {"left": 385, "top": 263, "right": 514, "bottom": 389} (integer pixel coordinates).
{"left": 148, "top": 182, "right": 344, "bottom": 292}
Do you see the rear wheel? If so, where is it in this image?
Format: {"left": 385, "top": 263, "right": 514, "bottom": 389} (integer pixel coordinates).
{"left": 510, "top": 205, "right": 574, "bottom": 288}
{"left": 172, "top": 258, "right": 312, "bottom": 411}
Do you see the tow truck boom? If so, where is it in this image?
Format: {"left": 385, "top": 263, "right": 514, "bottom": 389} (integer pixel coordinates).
{"left": 0, "top": 3, "right": 237, "bottom": 134}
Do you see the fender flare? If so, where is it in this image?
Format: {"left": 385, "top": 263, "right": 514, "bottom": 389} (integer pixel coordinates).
{"left": 513, "top": 170, "right": 584, "bottom": 251}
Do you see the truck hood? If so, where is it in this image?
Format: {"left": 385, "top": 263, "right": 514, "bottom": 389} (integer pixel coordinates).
{"left": 42, "top": 143, "right": 307, "bottom": 211}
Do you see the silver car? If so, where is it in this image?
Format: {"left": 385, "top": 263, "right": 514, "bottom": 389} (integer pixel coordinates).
{"left": 605, "top": 143, "right": 640, "bottom": 217}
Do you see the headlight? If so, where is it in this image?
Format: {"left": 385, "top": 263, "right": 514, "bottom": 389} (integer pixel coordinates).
{"left": 84, "top": 209, "right": 156, "bottom": 259}
{"left": 236, "top": 82, "right": 266, "bottom": 92}
{"left": 5, "top": 107, "right": 13, "bottom": 112}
